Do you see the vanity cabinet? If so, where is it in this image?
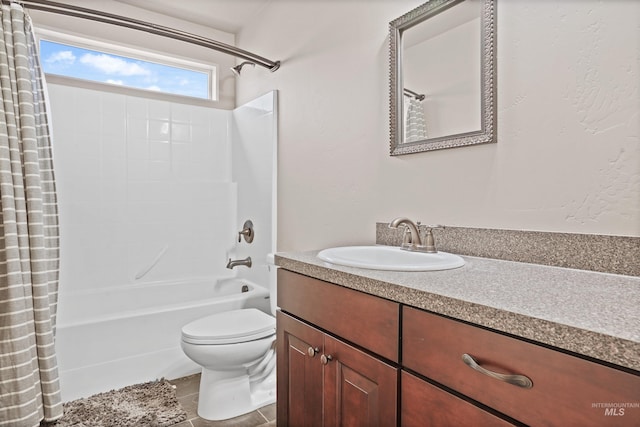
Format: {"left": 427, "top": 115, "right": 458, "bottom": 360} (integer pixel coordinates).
{"left": 277, "top": 269, "right": 640, "bottom": 426}
{"left": 277, "top": 312, "right": 398, "bottom": 427}
{"left": 277, "top": 270, "right": 399, "bottom": 427}
{"left": 403, "top": 306, "right": 640, "bottom": 427}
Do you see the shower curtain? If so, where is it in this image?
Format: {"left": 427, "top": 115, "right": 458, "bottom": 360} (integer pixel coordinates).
{"left": 405, "top": 96, "right": 427, "bottom": 143}
{"left": 0, "top": 3, "right": 63, "bottom": 426}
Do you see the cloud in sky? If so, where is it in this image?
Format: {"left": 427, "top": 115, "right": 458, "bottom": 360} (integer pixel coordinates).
{"left": 40, "top": 40, "right": 210, "bottom": 99}
{"left": 45, "top": 50, "right": 76, "bottom": 66}
{"left": 79, "top": 53, "right": 151, "bottom": 76}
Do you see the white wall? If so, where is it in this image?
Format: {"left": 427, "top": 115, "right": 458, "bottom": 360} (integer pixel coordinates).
{"left": 236, "top": 0, "right": 640, "bottom": 251}
{"left": 48, "top": 84, "right": 278, "bottom": 400}
{"left": 231, "top": 92, "right": 278, "bottom": 288}
{"left": 48, "top": 83, "right": 236, "bottom": 304}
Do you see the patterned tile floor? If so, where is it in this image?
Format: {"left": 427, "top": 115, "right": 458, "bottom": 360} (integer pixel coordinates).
{"left": 169, "top": 374, "right": 276, "bottom": 427}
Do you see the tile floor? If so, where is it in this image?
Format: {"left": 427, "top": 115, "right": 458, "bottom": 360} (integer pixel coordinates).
{"left": 169, "top": 374, "right": 276, "bottom": 427}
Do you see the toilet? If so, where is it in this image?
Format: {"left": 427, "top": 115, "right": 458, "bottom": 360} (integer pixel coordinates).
{"left": 180, "top": 307, "right": 277, "bottom": 420}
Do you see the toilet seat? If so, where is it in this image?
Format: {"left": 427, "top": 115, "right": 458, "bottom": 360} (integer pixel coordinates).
{"left": 182, "top": 308, "right": 275, "bottom": 345}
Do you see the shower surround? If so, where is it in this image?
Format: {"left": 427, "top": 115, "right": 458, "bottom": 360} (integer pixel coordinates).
{"left": 47, "top": 84, "right": 277, "bottom": 401}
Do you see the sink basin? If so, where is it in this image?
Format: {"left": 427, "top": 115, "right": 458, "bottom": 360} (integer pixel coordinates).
{"left": 317, "top": 245, "right": 465, "bottom": 272}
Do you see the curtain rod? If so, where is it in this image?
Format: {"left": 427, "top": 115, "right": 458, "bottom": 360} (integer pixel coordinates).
{"left": 403, "top": 88, "right": 425, "bottom": 101}
{"left": 7, "top": 0, "right": 280, "bottom": 72}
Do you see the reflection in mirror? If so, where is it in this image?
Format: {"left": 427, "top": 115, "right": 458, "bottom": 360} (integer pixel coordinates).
{"left": 389, "top": 0, "right": 496, "bottom": 155}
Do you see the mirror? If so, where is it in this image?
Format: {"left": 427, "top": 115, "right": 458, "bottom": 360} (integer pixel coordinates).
{"left": 389, "top": 0, "right": 496, "bottom": 155}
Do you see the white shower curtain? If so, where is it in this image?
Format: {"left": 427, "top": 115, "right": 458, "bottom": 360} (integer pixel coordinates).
{"left": 0, "top": 3, "right": 63, "bottom": 426}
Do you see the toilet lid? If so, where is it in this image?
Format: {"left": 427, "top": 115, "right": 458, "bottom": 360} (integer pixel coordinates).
{"left": 181, "top": 308, "right": 276, "bottom": 345}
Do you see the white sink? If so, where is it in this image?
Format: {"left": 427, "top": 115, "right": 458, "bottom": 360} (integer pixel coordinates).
{"left": 317, "top": 245, "right": 465, "bottom": 272}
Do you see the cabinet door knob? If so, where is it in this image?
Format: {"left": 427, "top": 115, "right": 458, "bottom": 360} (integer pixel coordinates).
{"left": 462, "top": 353, "right": 533, "bottom": 389}
{"left": 307, "top": 347, "right": 319, "bottom": 357}
{"left": 320, "top": 354, "right": 333, "bottom": 365}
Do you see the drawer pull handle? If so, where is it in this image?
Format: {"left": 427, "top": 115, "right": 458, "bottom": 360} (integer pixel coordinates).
{"left": 321, "top": 354, "right": 333, "bottom": 365}
{"left": 307, "top": 347, "right": 319, "bottom": 357}
{"left": 462, "top": 354, "right": 533, "bottom": 389}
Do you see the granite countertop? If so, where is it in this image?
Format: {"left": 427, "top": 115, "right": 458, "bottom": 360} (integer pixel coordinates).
{"left": 274, "top": 250, "right": 640, "bottom": 372}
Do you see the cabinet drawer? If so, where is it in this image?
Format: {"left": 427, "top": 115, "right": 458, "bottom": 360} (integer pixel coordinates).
{"left": 403, "top": 307, "right": 640, "bottom": 427}
{"left": 278, "top": 269, "right": 399, "bottom": 362}
{"left": 401, "top": 371, "right": 515, "bottom": 426}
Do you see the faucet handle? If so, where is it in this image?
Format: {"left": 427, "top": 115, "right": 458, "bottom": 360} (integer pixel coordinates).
{"left": 419, "top": 224, "right": 444, "bottom": 234}
{"left": 422, "top": 224, "right": 444, "bottom": 231}
{"left": 419, "top": 225, "right": 445, "bottom": 253}
{"left": 238, "top": 220, "right": 254, "bottom": 243}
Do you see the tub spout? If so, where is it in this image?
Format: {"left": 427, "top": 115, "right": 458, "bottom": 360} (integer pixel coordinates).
{"left": 226, "top": 256, "right": 252, "bottom": 269}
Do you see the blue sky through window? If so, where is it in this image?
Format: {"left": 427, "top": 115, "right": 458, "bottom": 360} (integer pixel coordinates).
{"left": 40, "top": 40, "right": 211, "bottom": 99}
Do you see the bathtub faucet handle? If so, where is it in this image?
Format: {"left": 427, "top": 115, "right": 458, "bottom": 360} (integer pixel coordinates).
{"left": 238, "top": 220, "right": 254, "bottom": 243}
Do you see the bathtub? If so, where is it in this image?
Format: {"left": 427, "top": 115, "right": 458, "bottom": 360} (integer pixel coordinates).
{"left": 55, "top": 277, "right": 271, "bottom": 402}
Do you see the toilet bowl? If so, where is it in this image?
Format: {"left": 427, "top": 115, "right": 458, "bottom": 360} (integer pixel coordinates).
{"left": 181, "top": 308, "right": 276, "bottom": 420}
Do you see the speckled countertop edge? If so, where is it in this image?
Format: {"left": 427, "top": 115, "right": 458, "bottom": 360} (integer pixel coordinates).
{"left": 274, "top": 251, "right": 640, "bottom": 372}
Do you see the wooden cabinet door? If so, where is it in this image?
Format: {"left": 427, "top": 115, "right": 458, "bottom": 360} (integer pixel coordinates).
{"left": 277, "top": 311, "right": 324, "bottom": 427}
{"left": 323, "top": 335, "right": 398, "bottom": 427}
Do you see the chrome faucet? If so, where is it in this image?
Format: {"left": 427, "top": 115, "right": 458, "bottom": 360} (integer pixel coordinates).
{"left": 389, "top": 217, "right": 421, "bottom": 248}
{"left": 226, "top": 256, "right": 252, "bottom": 269}
{"left": 388, "top": 217, "right": 443, "bottom": 253}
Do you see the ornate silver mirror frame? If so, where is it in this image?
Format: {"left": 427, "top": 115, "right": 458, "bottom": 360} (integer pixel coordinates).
{"left": 389, "top": 0, "right": 496, "bottom": 155}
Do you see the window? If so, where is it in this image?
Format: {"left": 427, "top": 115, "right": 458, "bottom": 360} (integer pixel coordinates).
{"left": 38, "top": 32, "right": 216, "bottom": 101}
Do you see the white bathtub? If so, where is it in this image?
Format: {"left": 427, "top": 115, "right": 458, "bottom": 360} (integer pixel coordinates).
{"left": 55, "top": 278, "right": 271, "bottom": 402}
